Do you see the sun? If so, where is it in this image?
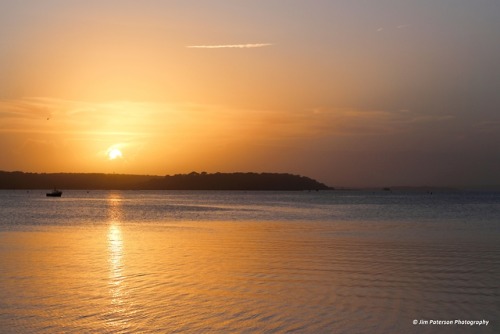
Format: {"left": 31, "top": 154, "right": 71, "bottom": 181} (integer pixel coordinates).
{"left": 107, "top": 148, "right": 123, "bottom": 160}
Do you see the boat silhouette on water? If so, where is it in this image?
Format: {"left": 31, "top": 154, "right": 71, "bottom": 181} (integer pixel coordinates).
{"left": 46, "top": 189, "right": 63, "bottom": 197}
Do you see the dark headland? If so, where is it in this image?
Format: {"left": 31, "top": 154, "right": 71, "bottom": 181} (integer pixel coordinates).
{"left": 0, "top": 171, "right": 332, "bottom": 191}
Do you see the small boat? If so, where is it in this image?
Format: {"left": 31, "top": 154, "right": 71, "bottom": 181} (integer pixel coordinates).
{"left": 46, "top": 189, "right": 63, "bottom": 197}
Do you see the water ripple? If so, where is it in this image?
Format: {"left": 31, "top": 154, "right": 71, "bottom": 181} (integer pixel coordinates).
{"left": 1, "top": 191, "right": 499, "bottom": 333}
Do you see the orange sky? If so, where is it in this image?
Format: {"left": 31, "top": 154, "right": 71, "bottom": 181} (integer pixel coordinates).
{"left": 1, "top": 1, "right": 499, "bottom": 187}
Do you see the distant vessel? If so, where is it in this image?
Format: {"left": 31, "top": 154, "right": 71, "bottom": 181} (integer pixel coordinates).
{"left": 46, "top": 189, "right": 63, "bottom": 197}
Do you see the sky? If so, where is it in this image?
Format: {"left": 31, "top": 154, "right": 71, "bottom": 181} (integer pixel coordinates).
{"left": 1, "top": 0, "right": 499, "bottom": 187}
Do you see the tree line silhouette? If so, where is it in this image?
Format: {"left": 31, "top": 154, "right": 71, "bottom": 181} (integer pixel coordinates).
{"left": 0, "top": 171, "right": 331, "bottom": 191}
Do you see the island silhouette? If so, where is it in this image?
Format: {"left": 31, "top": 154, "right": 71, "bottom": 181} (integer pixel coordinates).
{"left": 0, "top": 171, "right": 331, "bottom": 191}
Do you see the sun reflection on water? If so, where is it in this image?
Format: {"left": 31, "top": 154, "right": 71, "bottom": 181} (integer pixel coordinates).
{"left": 106, "top": 193, "right": 128, "bottom": 328}
{"left": 108, "top": 224, "right": 123, "bottom": 288}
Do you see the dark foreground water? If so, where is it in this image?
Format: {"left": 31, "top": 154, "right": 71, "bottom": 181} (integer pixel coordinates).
{"left": 0, "top": 190, "right": 499, "bottom": 333}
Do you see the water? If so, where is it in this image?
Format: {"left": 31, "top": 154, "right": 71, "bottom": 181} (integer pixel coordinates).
{"left": 0, "top": 190, "right": 499, "bottom": 333}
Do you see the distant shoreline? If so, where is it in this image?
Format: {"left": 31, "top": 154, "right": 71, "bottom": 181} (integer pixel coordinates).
{"left": 0, "top": 171, "right": 332, "bottom": 191}
{"left": 1, "top": 171, "right": 498, "bottom": 191}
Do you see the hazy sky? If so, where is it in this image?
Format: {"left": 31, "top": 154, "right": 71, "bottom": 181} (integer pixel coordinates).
{"left": 1, "top": 1, "right": 499, "bottom": 187}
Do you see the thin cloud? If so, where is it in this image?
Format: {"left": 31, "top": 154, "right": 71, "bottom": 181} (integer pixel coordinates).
{"left": 300, "top": 107, "right": 454, "bottom": 136}
{"left": 186, "top": 43, "right": 273, "bottom": 49}
{"left": 397, "top": 24, "right": 411, "bottom": 29}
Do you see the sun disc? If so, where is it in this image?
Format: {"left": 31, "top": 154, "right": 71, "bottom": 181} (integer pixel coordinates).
{"left": 108, "top": 148, "right": 123, "bottom": 160}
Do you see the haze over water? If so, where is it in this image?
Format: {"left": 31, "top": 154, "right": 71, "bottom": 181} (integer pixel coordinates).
{"left": 0, "top": 190, "right": 498, "bottom": 333}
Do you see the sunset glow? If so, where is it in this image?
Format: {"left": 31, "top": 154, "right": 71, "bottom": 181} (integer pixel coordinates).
{"left": 1, "top": 1, "right": 499, "bottom": 187}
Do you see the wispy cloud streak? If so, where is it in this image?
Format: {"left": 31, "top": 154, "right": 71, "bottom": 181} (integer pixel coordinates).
{"left": 397, "top": 24, "right": 411, "bottom": 29}
{"left": 187, "top": 43, "right": 272, "bottom": 49}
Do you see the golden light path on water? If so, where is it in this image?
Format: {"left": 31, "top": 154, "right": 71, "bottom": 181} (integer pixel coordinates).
{"left": 106, "top": 193, "right": 128, "bottom": 331}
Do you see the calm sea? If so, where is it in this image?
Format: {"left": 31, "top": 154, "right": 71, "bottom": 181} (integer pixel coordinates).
{"left": 0, "top": 190, "right": 499, "bottom": 333}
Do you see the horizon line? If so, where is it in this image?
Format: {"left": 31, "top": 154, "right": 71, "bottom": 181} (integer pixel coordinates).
{"left": 1, "top": 170, "right": 499, "bottom": 190}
